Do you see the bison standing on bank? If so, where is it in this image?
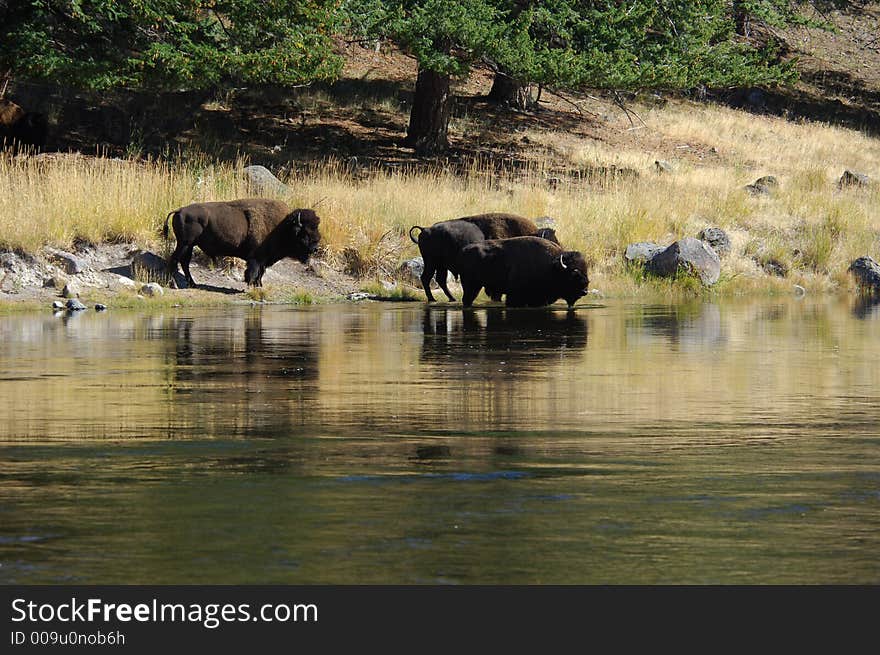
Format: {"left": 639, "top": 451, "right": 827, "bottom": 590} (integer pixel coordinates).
{"left": 409, "top": 212, "right": 559, "bottom": 302}
{"left": 457, "top": 236, "right": 589, "bottom": 308}
{"left": 164, "top": 199, "right": 321, "bottom": 288}
{"left": 0, "top": 98, "right": 48, "bottom": 150}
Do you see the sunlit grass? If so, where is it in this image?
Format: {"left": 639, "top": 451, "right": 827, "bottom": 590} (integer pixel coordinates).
{"left": 1, "top": 96, "right": 878, "bottom": 299}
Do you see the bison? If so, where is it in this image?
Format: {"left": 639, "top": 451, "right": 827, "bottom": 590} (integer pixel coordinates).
{"left": 457, "top": 236, "right": 589, "bottom": 308}
{"left": 164, "top": 199, "right": 321, "bottom": 288}
{"left": 409, "top": 212, "right": 559, "bottom": 302}
{"left": 0, "top": 98, "right": 47, "bottom": 151}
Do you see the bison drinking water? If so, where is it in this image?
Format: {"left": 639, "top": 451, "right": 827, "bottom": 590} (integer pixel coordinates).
{"left": 457, "top": 236, "right": 589, "bottom": 308}
{"left": 164, "top": 199, "right": 321, "bottom": 288}
{"left": 409, "top": 212, "right": 559, "bottom": 302}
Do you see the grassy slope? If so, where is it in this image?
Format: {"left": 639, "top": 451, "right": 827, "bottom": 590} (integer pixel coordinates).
{"left": 1, "top": 4, "right": 879, "bottom": 299}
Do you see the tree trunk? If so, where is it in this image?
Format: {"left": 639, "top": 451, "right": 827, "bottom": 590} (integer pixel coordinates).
{"left": 487, "top": 73, "right": 536, "bottom": 110}
{"left": 405, "top": 66, "right": 451, "bottom": 154}
{"left": 732, "top": 0, "right": 751, "bottom": 37}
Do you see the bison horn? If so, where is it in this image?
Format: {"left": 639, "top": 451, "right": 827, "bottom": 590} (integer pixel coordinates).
{"left": 559, "top": 254, "right": 567, "bottom": 269}
{"left": 294, "top": 211, "right": 301, "bottom": 226}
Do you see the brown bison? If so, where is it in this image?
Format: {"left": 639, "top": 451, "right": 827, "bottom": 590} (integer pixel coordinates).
{"left": 457, "top": 236, "right": 589, "bottom": 308}
{"left": 409, "top": 212, "right": 559, "bottom": 302}
{"left": 0, "top": 99, "right": 47, "bottom": 150}
{"left": 164, "top": 199, "right": 321, "bottom": 288}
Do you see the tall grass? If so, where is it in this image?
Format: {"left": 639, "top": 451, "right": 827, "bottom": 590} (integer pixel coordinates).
{"left": 1, "top": 98, "right": 877, "bottom": 297}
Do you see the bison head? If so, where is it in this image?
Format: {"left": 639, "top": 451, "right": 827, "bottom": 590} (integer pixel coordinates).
{"left": 555, "top": 251, "right": 590, "bottom": 307}
{"left": 285, "top": 209, "right": 322, "bottom": 263}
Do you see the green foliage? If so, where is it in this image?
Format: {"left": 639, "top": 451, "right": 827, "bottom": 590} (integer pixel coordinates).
{"left": 0, "top": 1, "right": 344, "bottom": 90}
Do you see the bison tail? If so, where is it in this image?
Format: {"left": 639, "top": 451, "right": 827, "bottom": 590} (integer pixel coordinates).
{"left": 409, "top": 225, "right": 425, "bottom": 245}
{"left": 162, "top": 211, "right": 176, "bottom": 240}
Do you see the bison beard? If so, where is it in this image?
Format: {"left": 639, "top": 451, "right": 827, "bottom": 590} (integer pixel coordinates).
{"left": 409, "top": 212, "right": 561, "bottom": 302}
{"left": 458, "top": 236, "right": 590, "bottom": 309}
{"left": 164, "top": 199, "right": 321, "bottom": 288}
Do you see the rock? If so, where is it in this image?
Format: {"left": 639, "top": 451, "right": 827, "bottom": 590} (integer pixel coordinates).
{"left": 793, "top": 285, "right": 806, "bottom": 297}
{"left": 760, "top": 259, "right": 788, "bottom": 278}
{"left": 130, "top": 250, "right": 170, "bottom": 282}
{"left": 397, "top": 257, "right": 424, "bottom": 286}
{"left": 624, "top": 242, "right": 665, "bottom": 264}
{"left": 654, "top": 160, "right": 674, "bottom": 174}
{"left": 534, "top": 216, "right": 557, "bottom": 230}
{"left": 52, "top": 300, "right": 64, "bottom": 310}
{"left": 65, "top": 298, "right": 87, "bottom": 311}
{"left": 140, "top": 282, "right": 164, "bottom": 297}
{"left": 61, "top": 281, "right": 80, "bottom": 298}
{"left": 0, "top": 252, "right": 18, "bottom": 270}
{"left": 646, "top": 237, "right": 721, "bottom": 286}
{"left": 745, "top": 175, "right": 778, "bottom": 196}
{"left": 95, "top": 303, "right": 107, "bottom": 312}
{"left": 347, "top": 292, "right": 375, "bottom": 302}
{"left": 697, "top": 227, "right": 731, "bottom": 258}
{"left": 112, "top": 274, "right": 137, "bottom": 289}
{"left": 46, "top": 248, "right": 85, "bottom": 274}
{"left": 848, "top": 256, "right": 880, "bottom": 294}
{"left": 244, "top": 165, "right": 288, "bottom": 194}
{"left": 380, "top": 280, "right": 395, "bottom": 291}
{"left": 839, "top": 170, "right": 870, "bottom": 188}
{"left": 43, "top": 275, "right": 66, "bottom": 289}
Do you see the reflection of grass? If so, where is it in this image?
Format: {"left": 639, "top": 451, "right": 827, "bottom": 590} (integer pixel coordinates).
{"left": 360, "top": 281, "right": 421, "bottom": 301}
{"left": 1, "top": 95, "right": 878, "bottom": 298}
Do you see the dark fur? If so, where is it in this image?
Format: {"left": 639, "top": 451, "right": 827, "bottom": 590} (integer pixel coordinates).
{"left": 409, "top": 212, "right": 560, "bottom": 302}
{"left": 457, "top": 236, "right": 589, "bottom": 308}
{"left": 0, "top": 99, "right": 47, "bottom": 150}
{"left": 164, "top": 199, "right": 321, "bottom": 288}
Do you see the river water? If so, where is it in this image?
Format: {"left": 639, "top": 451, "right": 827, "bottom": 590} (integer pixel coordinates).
{"left": 1, "top": 298, "right": 879, "bottom": 584}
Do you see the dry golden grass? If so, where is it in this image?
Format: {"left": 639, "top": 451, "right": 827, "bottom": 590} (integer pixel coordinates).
{"left": 1, "top": 98, "right": 877, "bottom": 298}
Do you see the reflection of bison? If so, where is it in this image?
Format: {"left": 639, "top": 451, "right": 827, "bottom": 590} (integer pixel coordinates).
{"left": 458, "top": 236, "right": 589, "bottom": 308}
{"left": 409, "top": 212, "right": 559, "bottom": 302}
{"left": 0, "top": 99, "right": 47, "bottom": 150}
{"left": 164, "top": 199, "right": 321, "bottom": 288}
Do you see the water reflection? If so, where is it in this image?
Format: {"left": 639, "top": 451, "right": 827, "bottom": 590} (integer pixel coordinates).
{"left": 1, "top": 299, "right": 880, "bottom": 584}
{"left": 852, "top": 295, "right": 880, "bottom": 320}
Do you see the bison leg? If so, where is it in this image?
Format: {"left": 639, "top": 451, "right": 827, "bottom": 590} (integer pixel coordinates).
{"left": 461, "top": 278, "right": 482, "bottom": 308}
{"left": 179, "top": 246, "right": 197, "bottom": 288}
{"left": 434, "top": 268, "right": 456, "bottom": 302}
{"left": 244, "top": 259, "right": 264, "bottom": 287}
{"left": 420, "top": 259, "right": 438, "bottom": 302}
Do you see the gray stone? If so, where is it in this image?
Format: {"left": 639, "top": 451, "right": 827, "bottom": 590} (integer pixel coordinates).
{"left": 397, "top": 257, "right": 425, "bottom": 286}
{"left": 140, "top": 282, "right": 164, "bottom": 297}
{"left": 244, "top": 165, "right": 288, "bottom": 194}
{"left": 646, "top": 237, "right": 721, "bottom": 286}
{"left": 130, "top": 250, "right": 169, "bottom": 282}
{"left": 347, "top": 292, "right": 375, "bottom": 302}
{"left": 654, "top": 160, "right": 674, "bottom": 174}
{"left": 0, "top": 252, "right": 17, "bottom": 269}
{"left": 66, "top": 298, "right": 87, "bottom": 311}
{"left": 760, "top": 259, "right": 788, "bottom": 278}
{"left": 534, "top": 216, "right": 557, "bottom": 230}
{"left": 745, "top": 175, "right": 778, "bottom": 196}
{"left": 61, "top": 281, "right": 80, "bottom": 298}
{"left": 95, "top": 303, "right": 107, "bottom": 311}
{"left": 839, "top": 170, "right": 870, "bottom": 188}
{"left": 848, "top": 256, "right": 880, "bottom": 294}
{"left": 46, "top": 248, "right": 85, "bottom": 274}
{"left": 43, "top": 275, "right": 65, "bottom": 289}
{"left": 52, "top": 300, "right": 64, "bottom": 310}
{"left": 697, "top": 227, "right": 731, "bottom": 258}
{"left": 624, "top": 242, "right": 665, "bottom": 264}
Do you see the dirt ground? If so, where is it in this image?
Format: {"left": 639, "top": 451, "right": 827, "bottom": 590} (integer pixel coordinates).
{"left": 0, "top": 243, "right": 364, "bottom": 308}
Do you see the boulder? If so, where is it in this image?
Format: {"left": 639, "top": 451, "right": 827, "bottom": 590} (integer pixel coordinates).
{"left": 65, "top": 298, "right": 87, "bottom": 311}
{"left": 397, "top": 257, "right": 425, "bottom": 286}
{"left": 646, "top": 237, "right": 721, "bottom": 286}
{"left": 534, "top": 216, "right": 558, "bottom": 230}
{"left": 848, "top": 256, "right": 880, "bottom": 294}
{"left": 61, "top": 281, "right": 80, "bottom": 298}
{"left": 51, "top": 300, "right": 64, "bottom": 310}
{"left": 140, "top": 282, "right": 164, "bottom": 297}
{"left": 745, "top": 175, "right": 778, "bottom": 196}
{"left": 697, "top": 227, "right": 731, "bottom": 258}
{"left": 95, "top": 303, "right": 108, "bottom": 312}
{"left": 46, "top": 248, "right": 85, "bottom": 275}
{"left": 654, "top": 160, "right": 674, "bottom": 174}
{"left": 624, "top": 242, "right": 665, "bottom": 264}
{"left": 839, "top": 170, "right": 870, "bottom": 189}
{"left": 244, "top": 165, "right": 288, "bottom": 194}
